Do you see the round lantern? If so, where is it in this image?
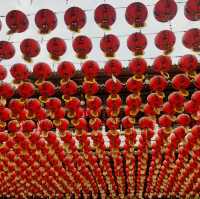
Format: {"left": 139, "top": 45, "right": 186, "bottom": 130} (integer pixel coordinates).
{"left": 20, "top": 38, "right": 40, "bottom": 62}
{"left": 17, "top": 82, "right": 35, "bottom": 99}
{"left": 184, "top": 0, "right": 200, "bottom": 21}
{"left": 60, "top": 80, "right": 77, "bottom": 96}
{"left": 57, "top": 61, "right": 75, "bottom": 80}
{"left": 154, "top": 0, "right": 177, "bottom": 22}
{"left": 127, "top": 32, "right": 147, "bottom": 55}
{"left": 105, "top": 78, "right": 123, "bottom": 94}
{"left": 81, "top": 60, "right": 100, "bottom": 79}
{"left": 72, "top": 35, "right": 92, "bottom": 59}
{"left": 35, "top": 9, "right": 57, "bottom": 34}
{"left": 0, "top": 82, "right": 14, "bottom": 100}
{"left": 64, "top": 7, "right": 86, "bottom": 32}
{"left": 104, "top": 59, "right": 122, "bottom": 77}
{"left": 38, "top": 81, "right": 55, "bottom": 100}
{"left": 155, "top": 30, "right": 176, "bottom": 53}
{"left": 194, "top": 74, "right": 200, "bottom": 89}
{"left": 100, "top": 34, "right": 120, "bottom": 57}
{"left": 168, "top": 91, "right": 185, "bottom": 109}
{"left": 10, "top": 63, "right": 29, "bottom": 82}
{"left": 6, "top": 10, "right": 29, "bottom": 33}
{"left": 94, "top": 4, "right": 116, "bottom": 29}
{"left": 125, "top": 2, "right": 148, "bottom": 27}
{"left": 0, "top": 41, "right": 15, "bottom": 60}
{"left": 47, "top": 37, "right": 66, "bottom": 60}
{"left": 0, "top": 65, "right": 7, "bottom": 80}
{"left": 177, "top": 114, "right": 191, "bottom": 126}
{"left": 126, "top": 78, "right": 143, "bottom": 93}
{"left": 149, "top": 75, "right": 168, "bottom": 92}
{"left": 182, "top": 28, "right": 200, "bottom": 51}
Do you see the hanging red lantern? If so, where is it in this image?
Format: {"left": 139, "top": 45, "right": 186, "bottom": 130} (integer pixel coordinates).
{"left": 35, "top": 9, "right": 57, "bottom": 34}
{"left": 149, "top": 75, "right": 168, "bottom": 92}
{"left": 0, "top": 82, "right": 14, "bottom": 101}
{"left": 158, "top": 114, "right": 172, "bottom": 128}
{"left": 0, "top": 41, "right": 15, "bottom": 60}
{"left": 168, "top": 91, "right": 185, "bottom": 109}
{"left": 82, "top": 80, "right": 99, "bottom": 95}
{"left": 81, "top": 60, "right": 100, "bottom": 79}
{"left": 125, "top": 2, "right": 148, "bottom": 27}
{"left": 147, "top": 93, "right": 163, "bottom": 108}
{"left": 86, "top": 96, "right": 102, "bottom": 110}
{"left": 100, "top": 34, "right": 120, "bottom": 57}
{"left": 60, "top": 80, "right": 77, "bottom": 96}
{"left": 139, "top": 117, "right": 154, "bottom": 130}
{"left": 57, "top": 61, "right": 75, "bottom": 81}
{"left": 9, "top": 99, "right": 24, "bottom": 115}
{"left": 94, "top": 4, "right": 116, "bottom": 29}
{"left": 194, "top": 74, "right": 200, "bottom": 89}
{"left": 154, "top": 0, "right": 177, "bottom": 22}
{"left": 177, "top": 114, "right": 191, "bottom": 126}
{"left": 72, "top": 35, "right": 92, "bottom": 59}
{"left": 46, "top": 97, "right": 61, "bottom": 112}
{"left": 0, "top": 107, "right": 11, "bottom": 124}
{"left": 0, "top": 65, "right": 7, "bottom": 80}
{"left": 126, "top": 78, "right": 143, "bottom": 93}
{"left": 17, "top": 82, "right": 35, "bottom": 99}
{"left": 191, "top": 91, "right": 200, "bottom": 106}
{"left": 26, "top": 98, "right": 41, "bottom": 114}
{"left": 6, "top": 10, "right": 29, "bottom": 33}
{"left": 182, "top": 28, "right": 200, "bottom": 51}
{"left": 104, "top": 59, "right": 122, "bottom": 77}
{"left": 38, "top": 81, "right": 55, "bottom": 100}
{"left": 47, "top": 37, "right": 66, "bottom": 60}
{"left": 39, "top": 119, "right": 53, "bottom": 136}
{"left": 22, "top": 120, "right": 36, "bottom": 136}
{"left": 20, "top": 38, "right": 40, "bottom": 62}
{"left": 105, "top": 78, "right": 123, "bottom": 94}
{"left": 184, "top": 0, "right": 200, "bottom": 21}
{"left": 10, "top": 63, "right": 29, "bottom": 82}
{"left": 155, "top": 30, "right": 176, "bottom": 53}
{"left": 127, "top": 32, "right": 147, "bottom": 56}
{"left": 64, "top": 7, "right": 86, "bottom": 32}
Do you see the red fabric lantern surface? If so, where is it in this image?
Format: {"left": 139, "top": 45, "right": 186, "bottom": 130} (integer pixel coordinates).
{"left": 26, "top": 98, "right": 41, "bottom": 114}
{"left": 100, "top": 34, "right": 120, "bottom": 57}
{"left": 81, "top": 60, "right": 100, "bottom": 79}
{"left": 126, "top": 78, "right": 143, "bottom": 93}
{"left": 72, "top": 35, "right": 92, "bottom": 59}
{"left": 38, "top": 81, "right": 55, "bottom": 99}
{"left": 104, "top": 59, "right": 122, "bottom": 77}
{"left": 0, "top": 41, "right": 15, "bottom": 60}
{"left": 184, "top": 0, "right": 200, "bottom": 21}
{"left": 149, "top": 75, "right": 168, "bottom": 92}
{"left": 125, "top": 2, "right": 148, "bottom": 27}
{"left": 154, "top": 0, "right": 177, "bottom": 22}
{"left": 127, "top": 32, "right": 147, "bottom": 55}
{"left": 47, "top": 37, "right": 67, "bottom": 60}
{"left": 64, "top": 7, "right": 86, "bottom": 32}
{"left": 33, "top": 62, "right": 52, "bottom": 81}
{"left": 46, "top": 97, "right": 61, "bottom": 111}
{"left": 0, "top": 107, "right": 11, "bottom": 122}
{"left": 6, "top": 10, "right": 29, "bottom": 33}
{"left": 0, "top": 83, "right": 14, "bottom": 100}
{"left": 147, "top": 93, "right": 163, "bottom": 108}
{"left": 105, "top": 78, "right": 123, "bottom": 94}
{"left": 20, "top": 38, "right": 40, "bottom": 62}
{"left": 155, "top": 30, "right": 176, "bottom": 53}
{"left": 94, "top": 4, "right": 116, "bottom": 29}
{"left": 0, "top": 65, "right": 7, "bottom": 80}
{"left": 168, "top": 91, "right": 185, "bottom": 108}
{"left": 60, "top": 80, "right": 77, "bottom": 96}
{"left": 191, "top": 91, "right": 200, "bottom": 106}
{"left": 35, "top": 9, "right": 57, "bottom": 34}
{"left": 182, "top": 28, "right": 200, "bottom": 51}
{"left": 177, "top": 114, "right": 191, "bottom": 126}
{"left": 158, "top": 114, "right": 172, "bottom": 128}
{"left": 57, "top": 61, "right": 75, "bottom": 80}
{"left": 128, "top": 58, "right": 147, "bottom": 77}
{"left": 17, "top": 82, "right": 35, "bottom": 99}
{"left": 82, "top": 80, "right": 99, "bottom": 95}
{"left": 10, "top": 63, "right": 29, "bottom": 82}
{"left": 139, "top": 117, "right": 154, "bottom": 130}
{"left": 194, "top": 73, "right": 200, "bottom": 89}
{"left": 86, "top": 96, "right": 102, "bottom": 110}
{"left": 178, "top": 54, "right": 198, "bottom": 72}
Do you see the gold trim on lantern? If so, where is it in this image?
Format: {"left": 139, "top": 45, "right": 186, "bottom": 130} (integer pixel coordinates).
{"left": 155, "top": 91, "right": 165, "bottom": 99}
{"left": 0, "top": 97, "right": 6, "bottom": 107}
{"left": 0, "top": 121, "right": 6, "bottom": 128}
{"left": 71, "top": 119, "right": 80, "bottom": 127}
{"left": 60, "top": 78, "right": 70, "bottom": 85}
{"left": 83, "top": 77, "right": 95, "bottom": 84}
{"left": 174, "top": 106, "right": 184, "bottom": 113}
{"left": 187, "top": 71, "right": 197, "bottom": 79}
{"left": 180, "top": 89, "right": 189, "bottom": 96}
{"left": 35, "top": 79, "right": 43, "bottom": 86}
{"left": 67, "top": 111, "right": 76, "bottom": 119}
{"left": 39, "top": 96, "right": 48, "bottom": 103}
{"left": 161, "top": 71, "right": 170, "bottom": 79}
{"left": 53, "top": 119, "right": 61, "bottom": 126}
{"left": 132, "top": 74, "right": 144, "bottom": 81}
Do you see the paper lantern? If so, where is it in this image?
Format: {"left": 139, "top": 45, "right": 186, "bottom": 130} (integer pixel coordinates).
{"left": 184, "top": 0, "right": 200, "bottom": 21}
{"left": 149, "top": 75, "right": 168, "bottom": 92}
{"left": 17, "top": 82, "right": 35, "bottom": 98}
{"left": 172, "top": 74, "right": 190, "bottom": 94}
{"left": 81, "top": 60, "right": 100, "bottom": 79}
{"left": 10, "top": 63, "right": 29, "bottom": 81}
{"left": 126, "top": 78, "right": 143, "bottom": 93}
{"left": 33, "top": 62, "right": 52, "bottom": 81}
{"left": 60, "top": 80, "right": 77, "bottom": 96}
{"left": 0, "top": 65, "right": 7, "bottom": 80}
{"left": 38, "top": 81, "right": 55, "bottom": 99}
{"left": 0, "top": 41, "right": 15, "bottom": 59}
{"left": 57, "top": 61, "right": 75, "bottom": 80}
{"left": 64, "top": 7, "right": 86, "bottom": 32}
{"left": 6, "top": 10, "right": 29, "bottom": 33}
{"left": 104, "top": 59, "right": 122, "bottom": 77}
{"left": 46, "top": 97, "right": 61, "bottom": 111}
{"left": 105, "top": 78, "right": 123, "bottom": 94}
{"left": 35, "top": 9, "right": 57, "bottom": 33}
{"left": 125, "top": 2, "right": 148, "bottom": 27}
{"left": 0, "top": 82, "right": 14, "bottom": 99}
{"left": 26, "top": 98, "right": 41, "bottom": 114}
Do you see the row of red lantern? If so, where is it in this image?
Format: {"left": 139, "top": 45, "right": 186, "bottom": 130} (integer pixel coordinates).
{"left": 1, "top": 0, "right": 199, "bottom": 34}
{"left": 0, "top": 28, "right": 199, "bottom": 61}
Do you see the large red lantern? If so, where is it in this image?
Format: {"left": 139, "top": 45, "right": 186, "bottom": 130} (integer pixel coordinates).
{"left": 57, "top": 61, "right": 75, "bottom": 80}
{"left": 17, "top": 82, "right": 35, "bottom": 99}
{"left": 104, "top": 59, "right": 122, "bottom": 77}
{"left": 105, "top": 78, "right": 123, "bottom": 94}
{"left": 60, "top": 80, "right": 77, "bottom": 96}
{"left": 125, "top": 2, "right": 148, "bottom": 27}
{"left": 154, "top": 0, "right": 177, "bottom": 22}
{"left": 38, "top": 81, "right": 55, "bottom": 99}
{"left": 182, "top": 28, "right": 200, "bottom": 51}
{"left": 20, "top": 38, "right": 40, "bottom": 62}
{"left": 47, "top": 37, "right": 66, "bottom": 60}
{"left": 64, "top": 7, "right": 86, "bottom": 32}
{"left": 33, "top": 62, "right": 52, "bottom": 81}
{"left": 155, "top": 30, "right": 176, "bottom": 53}
{"left": 72, "top": 35, "right": 92, "bottom": 59}
{"left": 0, "top": 41, "right": 15, "bottom": 60}
{"left": 100, "top": 34, "right": 120, "bottom": 57}
{"left": 6, "top": 10, "right": 29, "bottom": 33}
{"left": 149, "top": 75, "right": 168, "bottom": 92}
{"left": 94, "top": 4, "right": 116, "bottom": 29}
{"left": 127, "top": 32, "right": 147, "bottom": 56}
{"left": 10, "top": 63, "right": 29, "bottom": 82}
{"left": 0, "top": 83, "right": 14, "bottom": 100}
{"left": 81, "top": 60, "right": 100, "bottom": 79}
{"left": 35, "top": 9, "right": 57, "bottom": 34}
{"left": 184, "top": 0, "right": 200, "bottom": 21}
{"left": 0, "top": 65, "right": 7, "bottom": 81}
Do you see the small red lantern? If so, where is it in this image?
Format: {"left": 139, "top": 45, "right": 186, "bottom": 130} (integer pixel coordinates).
{"left": 0, "top": 65, "right": 7, "bottom": 80}
{"left": 127, "top": 32, "right": 147, "bottom": 55}
{"left": 6, "top": 10, "right": 29, "bottom": 33}
{"left": 162, "top": 102, "right": 175, "bottom": 115}
{"left": 72, "top": 35, "right": 92, "bottom": 59}
{"left": 20, "top": 38, "right": 40, "bottom": 62}
{"left": 149, "top": 75, "right": 168, "bottom": 92}
{"left": 159, "top": 114, "right": 172, "bottom": 128}
{"left": 0, "top": 107, "right": 11, "bottom": 122}
{"left": 94, "top": 4, "right": 116, "bottom": 29}
{"left": 57, "top": 61, "right": 75, "bottom": 80}
{"left": 38, "top": 81, "right": 55, "bottom": 99}
{"left": 106, "top": 117, "right": 119, "bottom": 130}
{"left": 100, "top": 34, "right": 120, "bottom": 57}
{"left": 105, "top": 78, "right": 123, "bottom": 94}
{"left": 126, "top": 78, "right": 143, "bottom": 93}
{"left": 89, "top": 118, "right": 102, "bottom": 130}
{"left": 60, "top": 80, "right": 77, "bottom": 96}
{"left": 33, "top": 62, "right": 52, "bottom": 81}
{"left": 184, "top": 100, "right": 198, "bottom": 115}
{"left": 184, "top": 0, "right": 200, "bottom": 21}
{"left": 46, "top": 97, "right": 61, "bottom": 111}
{"left": 182, "top": 28, "right": 200, "bottom": 51}
{"left": 147, "top": 93, "right": 163, "bottom": 108}
{"left": 194, "top": 74, "right": 200, "bottom": 89}
{"left": 155, "top": 30, "right": 176, "bottom": 53}
{"left": 47, "top": 37, "right": 66, "bottom": 60}
{"left": 125, "top": 2, "right": 148, "bottom": 27}
{"left": 0, "top": 41, "right": 15, "bottom": 60}
{"left": 72, "top": 118, "right": 87, "bottom": 130}
{"left": 172, "top": 74, "right": 190, "bottom": 94}
{"left": 177, "top": 114, "right": 191, "bottom": 126}
{"left": 139, "top": 117, "right": 154, "bottom": 130}
{"left": 9, "top": 99, "right": 24, "bottom": 114}
{"left": 168, "top": 91, "right": 185, "bottom": 108}
{"left": 191, "top": 91, "right": 200, "bottom": 106}
{"left": 10, "top": 63, "right": 29, "bottom": 82}
{"left": 26, "top": 98, "right": 41, "bottom": 114}
{"left": 39, "top": 119, "right": 53, "bottom": 135}
{"left": 35, "top": 9, "right": 57, "bottom": 34}
{"left": 86, "top": 96, "right": 102, "bottom": 110}
{"left": 82, "top": 80, "right": 99, "bottom": 95}
{"left": 22, "top": 120, "right": 36, "bottom": 136}
{"left": 81, "top": 60, "right": 100, "bottom": 79}
{"left": 0, "top": 82, "right": 14, "bottom": 100}
{"left": 64, "top": 7, "right": 86, "bottom": 32}
{"left": 17, "top": 82, "right": 35, "bottom": 98}
{"left": 154, "top": 0, "right": 177, "bottom": 22}
{"left": 104, "top": 59, "right": 122, "bottom": 77}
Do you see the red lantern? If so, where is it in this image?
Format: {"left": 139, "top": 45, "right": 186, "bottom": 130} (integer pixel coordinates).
{"left": 57, "top": 61, "right": 75, "bottom": 80}
{"left": 155, "top": 30, "right": 176, "bottom": 53}
{"left": 26, "top": 98, "right": 41, "bottom": 114}
{"left": 191, "top": 91, "right": 200, "bottom": 106}
{"left": 168, "top": 91, "right": 185, "bottom": 108}
{"left": 33, "top": 62, "right": 52, "bottom": 81}
{"left": 0, "top": 65, "right": 7, "bottom": 80}
{"left": 0, "top": 107, "right": 11, "bottom": 122}
{"left": 125, "top": 2, "right": 148, "bottom": 27}
{"left": 86, "top": 96, "right": 102, "bottom": 110}
{"left": 81, "top": 60, "right": 100, "bottom": 79}
{"left": 104, "top": 59, "right": 122, "bottom": 77}
{"left": 38, "top": 81, "right": 55, "bottom": 99}
{"left": 149, "top": 75, "right": 168, "bottom": 92}
{"left": 82, "top": 80, "right": 99, "bottom": 95}
{"left": 177, "top": 114, "right": 191, "bottom": 126}
{"left": 100, "top": 34, "right": 120, "bottom": 57}
{"left": 72, "top": 35, "right": 92, "bottom": 59}
{"left": 172, "top": 74, "right": 190, "bottom": 94}
{"left": 106, "top": 117, "right": 119, "bottom": 130}
{"left": 127, "top": 32, "right": 147, "bottom": 55}
{"left": 159, "top": 114, "right": 172, "bottom": 128}
{"left": 94, "top": 4, "right": 116, "bottom": 29}
{"left": 35, "top": 9, "right": 57, "bottom": 34}
{"left": 60, "top": 80, "right": 77, "bottom": 96}
{"left": 9, "top": 99, "right": 24, "bottom": 114}
{"left": 64, "top": 7, "right": 86, "bottom": 32}
{"left": 182, "top": 28, "right": 200, "bottom": 51}
{"left": 39, "top": 119, "right": 53, "bottom": 132}
{"left": 89, "top": 118, "right": 102, "bottom": 130}
{"left": 0, "top": 83, "right": 14, "bottom": 100}
{"left": 184, "top": 100, "right": 198, "bottom": 115}
{"left": 17, "top": 82, "right": 35, "bottom": 98}
{"left": 22, "top": 120, "right": 36, "bottom": 136}
{"left": 0, "top": 41, "right": 15, "bottom": 59}
{"left": 147, "top": 93, "right": 163, "bottom": 108}
{"left": 139, "top": 117, "right": 154, "bottom": 129}
{"left": 46, "top": 97, "right": 61, "bottom": 111}
{"left": 105, "top": 78, "right": 123, "bottom": 94}
{"left": 154, "top": 0, "right": 177, "bottom": 22}
{"left": 6, "top": 10, "right": 29, "bottom": 33}
{"left": 47, "top": 37, "right": 67, "bottom": 60}
{"left": 10, "top": 63, "right": 29, "bottom": 82}
{"left": 20, "top": 38, "right": 40, "bottom": 62}
{"left": 126, "top": 78, "right": 143, "bottom": 93}
{"left": 184, "top": 0, "right": 200, "bottom": 21}
{"left": 72, "top": 118, "right": 87, "bottom": 130}
{"left": 194, "top": 74, "right": 200, "bottom": 89}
